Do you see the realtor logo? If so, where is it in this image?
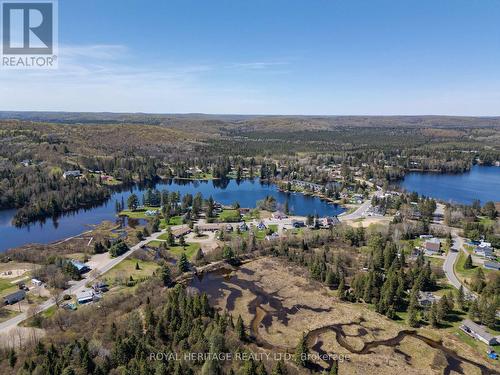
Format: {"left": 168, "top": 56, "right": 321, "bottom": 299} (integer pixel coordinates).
{"left": 1, "top": 0, "right": 58, "bottom": 68}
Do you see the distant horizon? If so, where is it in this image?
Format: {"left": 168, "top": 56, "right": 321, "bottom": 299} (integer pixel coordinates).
{"left": 1, "top": 110, "right": 500, "bottom": 118}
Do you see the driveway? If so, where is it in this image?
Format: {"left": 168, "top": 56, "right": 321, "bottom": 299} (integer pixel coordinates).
{"left": 0, "top": 225, "right": 177, "bottom": 335}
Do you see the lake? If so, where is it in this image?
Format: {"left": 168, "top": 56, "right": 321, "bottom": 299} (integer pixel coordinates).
{"left": 0, "top": 178, "right": 344, "bottom": 252}
{"left": 400, "top": 165, "right": 500, "bottom": 205}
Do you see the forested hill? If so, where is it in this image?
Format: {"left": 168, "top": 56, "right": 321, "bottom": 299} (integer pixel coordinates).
{"left": 1, "top": 111, "right": 500, "bottom": 130}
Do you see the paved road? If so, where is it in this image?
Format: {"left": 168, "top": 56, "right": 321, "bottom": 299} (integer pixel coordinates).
{"left": 0, "top": 225, "right": 180, "bottom": 334}
{"left": 338, "top": 188, "right": 384, "bottom": 221}
{"left": 433, "top": 203, "right": 476, "bottom": 299}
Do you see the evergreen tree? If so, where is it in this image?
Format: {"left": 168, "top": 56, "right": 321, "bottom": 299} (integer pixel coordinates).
{"left": 8, "top": 348, "right": 16, "bottom": 367}
{"left": 161, "top": 265, "right": 171, "bottom": 287}
{"left": 338, "top": 274, "right": 346, "bottom": 300}
{"left": 236, "top": 315, "right": 246, "bottom": 341}
{"left": 127, "top": 194, "right": 139, "bottom": 211}
{"left": 464, "top": 254, "right": 473, "bottom": 269}
{"left": 294, "top": 332, "right": 309, "bottom": 367}
{"left": 457, "top": 285, "right": 465, "bottom": 310}
{"left": 407, "top": 304, "right": 419, "bottom": 327}
{"left": 271, "top": 360, "right": 287, "bottom": 375}
{"left": 178, "top": 253, "right": 189, "bottom": 273}
{"left": 329, "top": 360, "right": 339, "bottom": 375}
{"left": 482, "top": 302, "right": 497, "bottom": 329}
{"left": 166, "top": 227, "right": 175, "bottom": 246}
{"left": 471, "top": 268, "right": 486, "bottom": 293}
{"left": 469, "top": 300, "right": 480, "bottom": 320}
{"left": 429, "top": 302, "right": 439, "bottom": 327}
{"left": 179, "top": 235, "right": 186, "bottom": 248}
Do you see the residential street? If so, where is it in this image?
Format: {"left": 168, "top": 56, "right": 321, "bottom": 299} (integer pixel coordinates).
{"left": 339, "top": 188, "right": 384, "bottom": 221}
{"left": 0, "top": 224, "right": 183, "bottom": 336}
{"left": 434, "top": 203, "right": 476, "bottom": 299}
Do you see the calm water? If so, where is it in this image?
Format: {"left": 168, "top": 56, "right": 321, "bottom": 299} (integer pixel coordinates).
{"left": 400, "top": 165, "right": 500, "bottom": 205}
{"left": 0, "top": 178, "right": 344, "bottom": 252}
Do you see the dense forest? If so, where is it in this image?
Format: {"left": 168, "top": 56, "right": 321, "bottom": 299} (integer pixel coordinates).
{"left": 0, "top": 116, "right": 499, "bottom": 225}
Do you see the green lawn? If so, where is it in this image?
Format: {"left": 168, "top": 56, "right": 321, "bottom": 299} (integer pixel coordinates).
{"left": 168, "top": 243, "right": 200, "bottom": 259}
{"left": 242, "top": 209, "right": 260, "bottom": 222}
{"left": 425, "top": 256, "right": 445, "bottom": 267}
{"left": 0, "top": 278, "right": 18, "bottom": 298}
{"left": 101, "top": 259, "right": 159, "bottom": 286}
{"left": 455, "top": 251, "right": 478, "bottom": 279}
{"left": 146, "top": 240, "right": 164, "bottom": 247}
{"left": 478, "top": 216, "right": 496, "bottom": 229}
{"left": 159, "top": 216, "right": 183, "bottom": 228}
{"left": 219, "top": 209, "right": 241, "bottom": 222}
{"left": 119, "top": 206, "right": 160, "bottom": 219}
{"left": 147, "top": 240, "right": 200, "bottom": 259}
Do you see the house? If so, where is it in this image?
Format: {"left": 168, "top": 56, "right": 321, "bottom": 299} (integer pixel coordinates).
{"left": 238, "top": 222, "right": 249, "bottom": 232}
{"left": 484, "top": 261, "right": 500, "bottom": 271}
{"left": 145, "top": 210, "right": 159, "bottom": 217}
{"left": 239, "top": 208, "right": 251, "bottom": 215}
{"left": 257, "top": 222, "right": 267, "bottom": 230}
{"left": 460, "top": 319, "right": 498, "bottom": 345}
{"left": 31, "top": 278, "right": 43, "bottom": 286}
{"left": 172, "top": 226, "right": 192, "bottom": 238}
{"left": 196, "top": 223, "right": 224, "bottom": 232}
{"left": 63, "top": 170, "right": 82, "bottom": 179}
{"left": 417, "top": 291, "right": 439, "bottom": 308}
{"left": 479, "top": 241, "right": 492, "bottom": 248}
{"left": 319, "top": 216, "right": 340, "bottom": 227}
{"left": 77, "top": 290, "right": 95, "bottom": 304}
{"left": 424, "top": 238, "right": 441, "bottom": 255}
{"left": 272, "top": 211, "right": 287, "bottom": 220}
{"left": 474, "top": 246, "right": 493, "bottom": 258}
{"left": 21, "top": 159, "right": 32, "bottom": 167}
{"left": 4, "top": 290, "right": 26, "bottom": 305}
{"left": 225, "top": 224, "right": 234, "bottom": 233}
{"left": 367, "top": 205, "right": 385, "bottom": 216}
{"left": 70, "top": 260, "right": 90, "bottom": 274}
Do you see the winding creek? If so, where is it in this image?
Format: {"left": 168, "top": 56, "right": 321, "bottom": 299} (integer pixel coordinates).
{"left": 0, "top": 178, "right": 344, "bottom": 252}
{"left": 190, "top": 264, "right": 499, "bottom": 375}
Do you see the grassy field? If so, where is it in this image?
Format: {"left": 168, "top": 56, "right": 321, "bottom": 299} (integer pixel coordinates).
{"left": 242, "top": 209, "right": 261, "bottom": 222}
{"left": 454, "top": 251, "right": 478, "bottom": 280}
{"left": 478, "top": 216, "right": 496, "bottom": 229}
{"left": 219, "top": 209, "right": 241, "bottom": 222}
{"left": 101, "top": 258, "right": 158, "bottom": 286}
{"left": 119, "top": 206, "right": 159, "bottom": 219}
{"left": 167, "top": 243, "right": 200, "bottom": 259}
{"left": 146, "top": 241, "right": 200, "bottom": 259}
{"left": 160, "top": 216, "right": 182, "bottom": 228}
{"left": 146, "top": 240, "right": 163, "bottom": 247}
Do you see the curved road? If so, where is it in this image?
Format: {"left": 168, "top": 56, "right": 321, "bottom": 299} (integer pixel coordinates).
{"left": 0, "top": 225, "right": 182, "bottom": 335}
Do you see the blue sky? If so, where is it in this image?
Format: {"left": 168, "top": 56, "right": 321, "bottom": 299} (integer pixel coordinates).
{"left": 2, "top": 0, "right": 500, "bottom": 115}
